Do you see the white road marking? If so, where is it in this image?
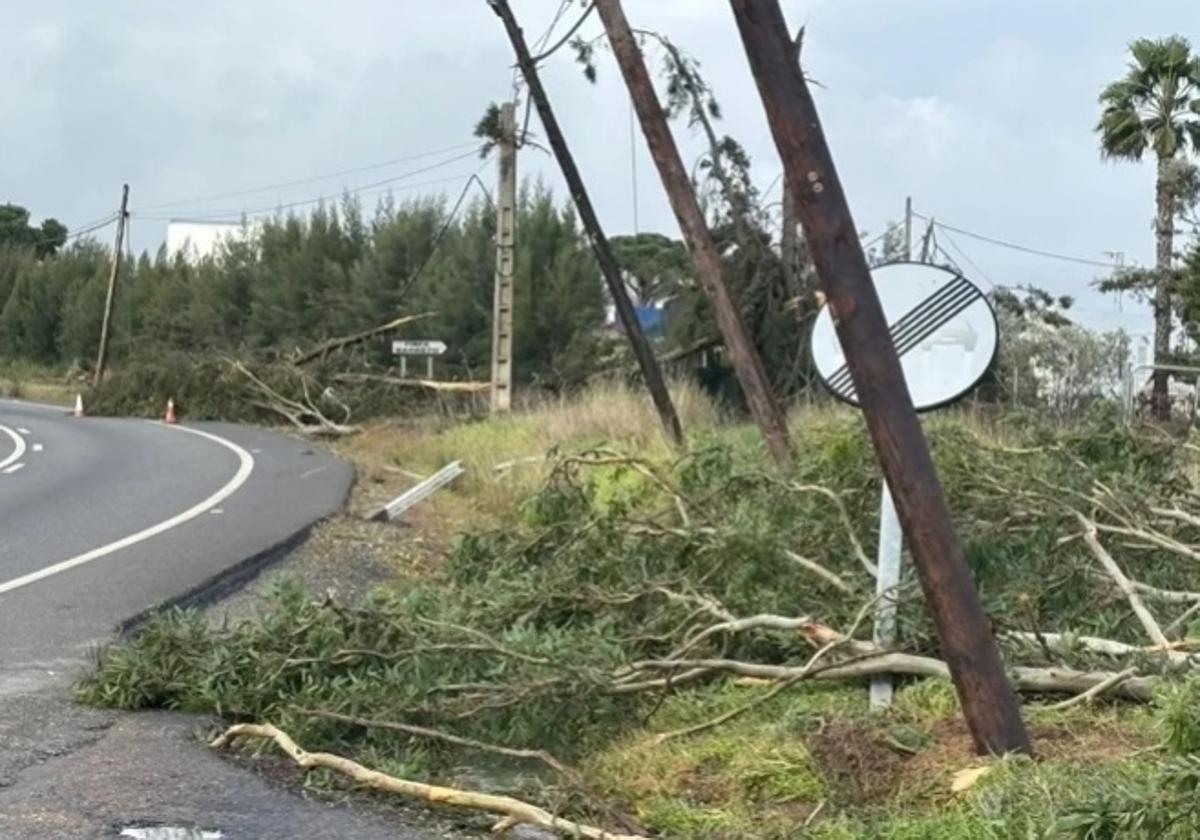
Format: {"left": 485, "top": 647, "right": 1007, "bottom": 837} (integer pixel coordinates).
{"left": 3, "top": 463, "right": 25, "bottom": 475}
{"left": 16, "top": 428, "right": 29, "bottom": 435}
{"left": 0, "top": 425, "right": 27, "bottom": 472}
{"left": 32, "top": 443, "right": 43, "bottom": 452}
{"left": 299, "top": 464, "right": 330, "bottom": 479}
{"left": 0, "top": 424, "right": 255, "bottom": 597}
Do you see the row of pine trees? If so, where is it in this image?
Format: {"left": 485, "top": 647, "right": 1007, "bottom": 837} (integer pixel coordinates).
{"left": 0, "top": 189, "right": 610, "bottom": 389}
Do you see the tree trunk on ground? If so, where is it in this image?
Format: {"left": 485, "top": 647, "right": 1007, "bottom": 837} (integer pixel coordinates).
{"left": 1153, "top": 154, "right": 1174, "bottom": 421}
{"left": 488, "top": 0, "right": 684, "bottom": 449}
{"left": 595, "top": 0, "right": 792, "bottom": 464}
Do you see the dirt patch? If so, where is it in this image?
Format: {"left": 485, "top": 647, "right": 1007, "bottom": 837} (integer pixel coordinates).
{"left": 808, "top": 721, "right": 906, "bottom": 805}
{"left": 903, "top": 716, "right": 1152, "bottom": 788}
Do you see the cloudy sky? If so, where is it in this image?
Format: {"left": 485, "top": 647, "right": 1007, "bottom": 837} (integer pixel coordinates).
{"left": 4, "top": 1, "right": 1200, "bottom": 341}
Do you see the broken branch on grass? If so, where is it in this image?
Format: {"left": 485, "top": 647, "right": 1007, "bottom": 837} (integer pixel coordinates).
{"left": 232, "top": 360, "right": 357, "bottom": 436}
{"left": 1076, "top": 513, "right": 1169, "bottom": 647}
{"left": 293, "top": 708, "right": 646, "bottom": 836}
{"left": 783, "top": 549, "right": 854, "bottom": 594}
{"left": 291, "top": 312, "right": 433, "bottom": 366}
{"left": 787, "top": 483, "right": 876, "bottom": 576}
{"left": 1049, "top": 667, "right": 1138, "bottom": 710}
{"left": 332, "top": 373, "right": 491, "bottom": 392}
{"left": 211, "top": 723, "right": 644, "bottom": 839}
{"left": 1003, "top": 631, "right": 1198, "bottom": 667}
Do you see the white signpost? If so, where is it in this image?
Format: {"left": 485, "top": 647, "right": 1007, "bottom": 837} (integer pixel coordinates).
{"left": 391, "top": 339, "right": 447, "bottom": 378}
{"left": 810, "top": 261, "right": 998, "bottom": 708}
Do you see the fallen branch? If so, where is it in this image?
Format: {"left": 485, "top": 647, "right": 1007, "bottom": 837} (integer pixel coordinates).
{"left": 233, "top": 360, "right": 357, "bottom": 436}
{"left": 788, "top": 483, "right": 876, "bottom": 576}
{"left": 1076, "top": 513, "right": 1169, "bottom": 647}
{"left": 292, "top": 312, "right": 433, "bottom": 366}
{"left": 332, "top": 373, "right": 490, "bottom": 393}
{"left": 1003, "top": 631, "right": 1197, "bottom": 667}
{"left": 211, "top": 723, "right": 644, "bottom": 839}
{"left": 670, "top": 613, "right": 814, "bottom": 661}
{"left": 1049, "top": 667, "right": 1138, "bottom": 710}
{"left": 626, "top": 653, "right": 1157, "bottom": 701}
{"left": 1129, "top": 579, "right": 1200, "bottom": 604}
{"left": 293, "top": 709, "right": 644, "bottom": 835}
{"left": 784, "top": 550, "right": 854, "bottom": 594}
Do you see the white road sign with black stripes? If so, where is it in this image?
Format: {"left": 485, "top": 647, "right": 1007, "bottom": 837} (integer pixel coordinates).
{"left": 810, "top": 261, "right": 997, "bottom": 411}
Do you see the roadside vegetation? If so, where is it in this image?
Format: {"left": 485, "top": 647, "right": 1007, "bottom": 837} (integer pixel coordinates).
{"left": 77, "top": 386, "right": 1200, "bottom": 837}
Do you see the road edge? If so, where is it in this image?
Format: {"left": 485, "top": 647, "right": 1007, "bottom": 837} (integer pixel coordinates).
{"left": 116, "top": 453, "right": 357, "bottom": 637}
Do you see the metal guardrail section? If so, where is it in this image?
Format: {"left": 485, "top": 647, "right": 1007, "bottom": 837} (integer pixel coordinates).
{"left": 372, "top": 461, "right": 464, "bottom": 522}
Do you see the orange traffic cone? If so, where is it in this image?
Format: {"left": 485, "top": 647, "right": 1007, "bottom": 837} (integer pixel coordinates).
{"left": 73, "top": 393, "right": 84, "bottom": 418}
{"left": 164, "top": 398, "right": 177, "bottom": 424}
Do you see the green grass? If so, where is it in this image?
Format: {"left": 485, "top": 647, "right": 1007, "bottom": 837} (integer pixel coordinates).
{"left": 0, "top": 359, "right": 77, "bottom": 405}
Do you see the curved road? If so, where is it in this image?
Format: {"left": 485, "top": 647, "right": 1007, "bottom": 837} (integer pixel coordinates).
{"left": 0, "top": 400, "right": 437, "bottom": 838}
{"left": 0, "top": 398, "right": 353, "bottom": 674}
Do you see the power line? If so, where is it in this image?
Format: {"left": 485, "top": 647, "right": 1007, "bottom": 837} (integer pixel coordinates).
{"left": 936, "top": 226, "right": 995, "bottom": 287}
{"left": 131, "top": 152, "right": 483, "bottom": 221}
{"left": 530, "top": 1, "right": 596, "bottom": 63}
{"left": 912, "top": 211, "right": 1123, "bottom": 269}
{"left": 396, "top": 170, "right": 493, "bottom": 300}
{"left": 133, "top": 141, "right": 481, "bottom": 213}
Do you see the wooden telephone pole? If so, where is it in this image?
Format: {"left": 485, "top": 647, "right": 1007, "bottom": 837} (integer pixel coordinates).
{"left": 729, "top": 0, "right": 1030, "bottom": 755}
{"left": 488, "top": 0, "right": 683, "bottom": 446}
{"left": 594, "top": 0, "right": 791, "bottom": 464}
{"left": 491, "top": 103, "right": 517, "bottom": 413}
{"left": 94, "top": 183, "right": 129, "bottom": 387}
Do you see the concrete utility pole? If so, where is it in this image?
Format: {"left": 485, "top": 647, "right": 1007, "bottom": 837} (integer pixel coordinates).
{"left": 904, "top": 196, "right": 913, "bottom": 262}
{"left": 729, "top": 0, "right": 1031, "bottom": 756}
{"left": 491, "top": 102, "right": 517, "bottom": 413}
{"left": 594, "top": 0, "right": 791, "bottom": 464}
{"left": 94, "top": 183, "right": 129, "bottom": 387}
{"left": 488, "top": 0, "right": 684, "bottom": 447}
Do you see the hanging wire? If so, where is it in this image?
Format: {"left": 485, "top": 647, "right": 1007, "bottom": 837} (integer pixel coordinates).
{"left": 133, "top": 141, "right": 481, "bottom": 214}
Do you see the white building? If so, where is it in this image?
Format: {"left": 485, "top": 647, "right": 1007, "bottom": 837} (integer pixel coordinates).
{"left": 166, "top": 219, "right": 259, "bottom": 262}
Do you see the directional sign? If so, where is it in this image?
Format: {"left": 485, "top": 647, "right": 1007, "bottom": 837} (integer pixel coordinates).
{"left": 810, "top": 262, "right": 997, "bottom": 412}
{"left": 391, "top": 340, "right": 447, "bottom": 356}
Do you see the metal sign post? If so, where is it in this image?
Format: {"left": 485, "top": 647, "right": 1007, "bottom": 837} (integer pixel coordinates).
{"left": 871, "top": 484, "right": 903, "bottom": 708}
{"left": 811, "top": 261, "right": 998, "bottom": 709}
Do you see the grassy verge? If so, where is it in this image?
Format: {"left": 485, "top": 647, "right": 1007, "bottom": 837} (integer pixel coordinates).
{"left": 77, "top": 390, "right": 1200, "bottom": 837}
{"left": 0, "top": 360, "right": 77, "bottom": 405}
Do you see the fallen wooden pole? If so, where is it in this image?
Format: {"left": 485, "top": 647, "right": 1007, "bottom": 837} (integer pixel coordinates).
{"left": 728, "top": 0, "right": 1031, "bottom": 755}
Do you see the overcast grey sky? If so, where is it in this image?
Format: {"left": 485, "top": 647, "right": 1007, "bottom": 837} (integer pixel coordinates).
{"left": 4, "top": 1, "right": 1199, "bottom": 340}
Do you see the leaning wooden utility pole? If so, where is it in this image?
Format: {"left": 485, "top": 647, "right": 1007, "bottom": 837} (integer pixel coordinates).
{"left": 94, "top": 183, "right": 129, "bottom": 387}
{"left": 729, "top": 0, "right": 1030, "bottom": 756}
{"left": 594, "top": 0, "right": 791, "bottom": 464}
{"left": 491, "top": 102, "right": 517, "bottom": 413}
{"left": 487, "top": 0, "right": 683, "bottom": 447}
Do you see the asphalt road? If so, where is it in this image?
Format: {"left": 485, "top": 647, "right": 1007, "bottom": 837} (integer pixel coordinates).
{"left": 0, "top": 399, "right": 441, "bottom": 839}
{"left": 0, "top": 398, "right": 353, "bottom": 668}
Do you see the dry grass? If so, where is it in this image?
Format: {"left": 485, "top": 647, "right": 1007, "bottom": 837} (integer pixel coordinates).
{"left": 336, "top": 380, "right": 719, "bottom": 525}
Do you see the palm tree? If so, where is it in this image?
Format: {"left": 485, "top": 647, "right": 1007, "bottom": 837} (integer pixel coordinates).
{"left": 1098, "top": 36, "right": 1200, "bottom": 420}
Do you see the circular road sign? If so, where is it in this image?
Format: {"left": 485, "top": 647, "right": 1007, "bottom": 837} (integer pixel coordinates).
{"left": 810, "top": 261, "right": 997, "bottom": 412}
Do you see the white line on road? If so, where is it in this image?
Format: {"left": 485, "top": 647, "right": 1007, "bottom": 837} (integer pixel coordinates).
{"left": 32, "top": 443, "right": 43, "bottom": 452}
{"left": 0, "top": 424, "right": 255, "bottom": 597}
{"left": 16, "top": 428, "right": 29, "bottom": 435}
{"left": 3, "top": 463, "right": 25, "bottom": 474}
{"left": 0, "top": 425, "right": 27, "bottom": 472}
